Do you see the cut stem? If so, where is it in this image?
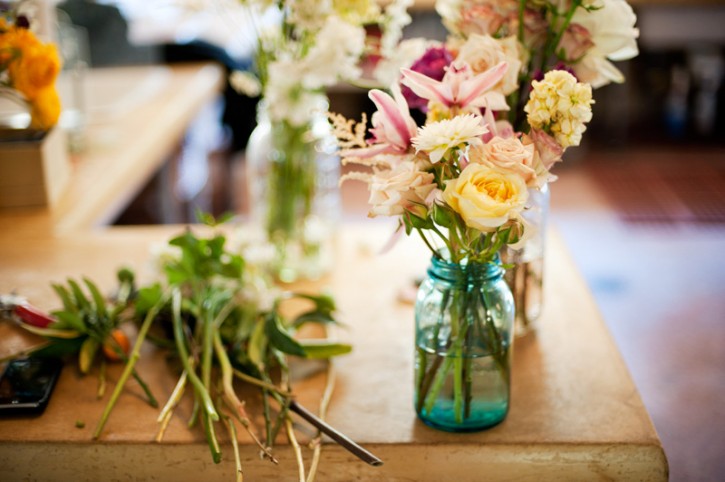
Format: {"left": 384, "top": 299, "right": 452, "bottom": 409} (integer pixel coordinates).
{"left": 93, "top": 291, "right": 168, "bottom": 439}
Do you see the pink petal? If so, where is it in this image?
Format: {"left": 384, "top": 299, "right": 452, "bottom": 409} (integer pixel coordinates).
{"left": 369, "top": 89, "right": 414, "bottom": 150}
{"left": 400, "top": 68, "right": 453, "bottom": 106}
{"left": 457, "top": 62, "right": 508, "bottom": 108}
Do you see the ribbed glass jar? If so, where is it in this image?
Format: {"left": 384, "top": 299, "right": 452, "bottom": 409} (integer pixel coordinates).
{"left": 414, "top": 254, "right": 515, "bottom": 432}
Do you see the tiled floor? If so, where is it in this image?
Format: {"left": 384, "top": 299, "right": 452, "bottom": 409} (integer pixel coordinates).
{"left": 550, "top": 148, "right": 725, "bottom": 481}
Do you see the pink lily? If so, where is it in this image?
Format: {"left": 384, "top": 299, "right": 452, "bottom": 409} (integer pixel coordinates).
{"left": 401, "top": 61, "right": 509, "bottom": 111}
{"left": 340, "top": 84, "right": 417, "bottom": 159}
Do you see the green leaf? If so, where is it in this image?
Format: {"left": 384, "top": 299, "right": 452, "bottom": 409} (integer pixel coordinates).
{"left": 67, "top": 279, "right": 91, "bottom": 312}
{"left": 299, "top": 340, "right": 352, "bottom": 359}
{"left": 292, "top": 311, "right": 338, "bottom": 329}
{"left": 51, "top": 310, "right": 87, "bottom": 333}
{"left": 432, "top": 204, "right": 454, "bottom": 228}
{"left": 293, "top": 293, "right": 336, "bottom": 313}
{"left": 31, "top": 337, "right": 85, "bottom": 358}
{"left": 83, "top": 278, "right": 108, "bottom": 319}
{"left": 79, "top": 337, "right": 99, "bottom": 374}
{"left": 247, "top": 318, "right": 267, "bottom": 368}
{"left": 52, "top": 284, "right": 77, "bottom": 314}
{"left": 264, "top": 313, "right": 305, "bottom": 357}
{"left": 135, "top": 284, "right": 164, "bottom": 316}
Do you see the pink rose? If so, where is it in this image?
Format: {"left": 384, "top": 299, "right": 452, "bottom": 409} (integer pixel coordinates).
{"left": 469, "top": 136, "right": 537, "bottom": 185}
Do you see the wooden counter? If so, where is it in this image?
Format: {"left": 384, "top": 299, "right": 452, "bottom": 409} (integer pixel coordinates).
{"left": 0, "top": 223, "right": 667, "bottom": 481}
{"left": 0, "top": 63, "right": 224, "bottom": 236}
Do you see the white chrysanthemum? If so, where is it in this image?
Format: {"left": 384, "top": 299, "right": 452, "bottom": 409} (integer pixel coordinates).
{"left": 413, "top": 114, "right": 487, "bottom": 163}
{"left": 524, "top": 70, "right": 594, "bottom": 148}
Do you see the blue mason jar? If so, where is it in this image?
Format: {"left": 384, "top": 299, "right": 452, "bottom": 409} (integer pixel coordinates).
{"left": 414, "top": 254, "right": 515, "bottom": 432}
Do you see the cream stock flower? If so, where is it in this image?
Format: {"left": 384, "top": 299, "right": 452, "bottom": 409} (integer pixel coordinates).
{"left": 442, "top": 163, "right": 528, "bottom": 232}
{"left": 368, "top": 161, "right": 437, "bottom": 217}
{"left": 412, "top": 113, "right": 487, "bottom": 163}
{"left": 524, "top": 70, "right": 594, "bottom": 148}
{"left": 469, "top": 136, "right": 537, "bottom": 186}
{"left": 456, "top": 34, "right": 523, "bottom": 95}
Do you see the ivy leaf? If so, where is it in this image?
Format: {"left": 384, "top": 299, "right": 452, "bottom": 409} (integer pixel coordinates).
{"left": 135, "top": 283, "right": 164, "bottom": 316}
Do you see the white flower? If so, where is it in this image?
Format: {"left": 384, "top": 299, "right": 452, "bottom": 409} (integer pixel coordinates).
{"left": 413, "top": 114, "right": 487, "bottom": 163}
{"left": 301, "top": 17, "right": 366, "bottom": 89}
{"left": 373, "top": 38, "right": 435, "bottom": 87}
{"left": 569, "top": 0, "right": 639, "bottom": 88}
{"left": 368, "top": 161, "right": 437, "bottom": 217}
{"left": 379, "top": 0, "right": 415, "bottom": 56}
{"left": 456, "top": 34, "right": 523, "bottom": 96}
{"left": 264, "top": 59, "right": 328, "bottom": 126}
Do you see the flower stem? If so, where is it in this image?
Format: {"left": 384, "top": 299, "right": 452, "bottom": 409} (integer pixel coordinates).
{"left": 93, "top": 291, "right": 168, "bottom": 439}
{"left": 171, "top": 289, "right": 219, "bottom": 422}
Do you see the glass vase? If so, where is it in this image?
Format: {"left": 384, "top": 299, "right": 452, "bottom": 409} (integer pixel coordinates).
{"left": 245, "top": 100, "right": 340, "bottom": 283}
{"left": 502, "top": 183, "right": 550, "bottom": 336}
{"left": 414, "top": 254, "right": 515, "bottom": 432}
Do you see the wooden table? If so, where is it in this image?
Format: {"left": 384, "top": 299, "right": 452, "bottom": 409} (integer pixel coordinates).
{"left": 0, "top": 62, "right": 224, "bottom": 237}
{"left": 0, "top": 223, "right": 668, "bottom": 481}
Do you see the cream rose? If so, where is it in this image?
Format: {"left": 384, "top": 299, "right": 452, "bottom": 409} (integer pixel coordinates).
{"left": 368, "top": 161, "right": 437, "bottom": 217}
{"left": 469, "top": 136, "right": 537, "bottom": 186}
{"left": 456, "top": 34, "right": 522, "bottom": 95}
{"left": 442, "top": 163, "right": 528, "bottom": 232}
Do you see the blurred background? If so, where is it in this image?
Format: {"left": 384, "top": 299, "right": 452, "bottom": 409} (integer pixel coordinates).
{"left": 10, "top": 0, "right": 725, "bottom": 480}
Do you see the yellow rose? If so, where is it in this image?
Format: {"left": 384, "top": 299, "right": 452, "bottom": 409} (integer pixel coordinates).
{"left": 443, "top": 163, "right": 528, "bottom": 232}
{"left": 29, "top": 87, "right": 61, "bottom": 129}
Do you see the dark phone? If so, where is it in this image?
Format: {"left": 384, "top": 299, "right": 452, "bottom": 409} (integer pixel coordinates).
{"left": 0, "top": 358, "right": 63, "bottom": 415}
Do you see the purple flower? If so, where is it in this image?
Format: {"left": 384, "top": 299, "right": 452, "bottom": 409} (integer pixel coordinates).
{"left": 401, "top": 47, "right": 454, "bottom": 111}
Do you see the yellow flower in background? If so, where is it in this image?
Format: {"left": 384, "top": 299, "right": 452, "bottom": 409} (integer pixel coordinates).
{"left": 9, "top": 40, "right": 61, "bottom": 100}
{"left": 524, "top": 69, "right": 593, "bottom": 148}
{"left": 1, "top": 23, "right": 62, "bottom": 129}
{"left": 29, "top": 86, "right": 61, "bottom": 129}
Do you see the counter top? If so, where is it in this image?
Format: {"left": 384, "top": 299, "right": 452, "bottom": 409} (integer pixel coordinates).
{"left": 0, "top": 223, "right": 667, "bottom": 481}
{"left": 0, "top": 63, "right": 224, "bottom": 236}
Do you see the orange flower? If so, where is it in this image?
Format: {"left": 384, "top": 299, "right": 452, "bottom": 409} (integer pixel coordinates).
{"left": 29, "top": 86, "right": 61, "bottom": 129}
{"left": 9, "top": 37, "right": 61, "bottom": 100}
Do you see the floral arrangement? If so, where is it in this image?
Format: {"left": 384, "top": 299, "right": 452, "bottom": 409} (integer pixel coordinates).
{"left": 329, "top": 0, "right": 638, "bottom": 428}
{"left": 233, "top": 0, "right": 414, "bottom": 281}
{"left": 1, "top": 222, "right": 365, "bottom": 481}
{"left": 332, "top": 0, "right": 638, "bottom": 264}
{"left": 0, "top": 1, "right": 62, "bottom": 130}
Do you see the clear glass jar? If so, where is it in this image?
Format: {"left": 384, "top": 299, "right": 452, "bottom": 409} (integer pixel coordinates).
{"left": 414, "top": 254, "right": 515, "bottom": 432}
{"left": 502, "top": 183, "right": 549, "bottom": 336}
{"left": 245, "top": 100, "right": 340, "bottom": 283}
